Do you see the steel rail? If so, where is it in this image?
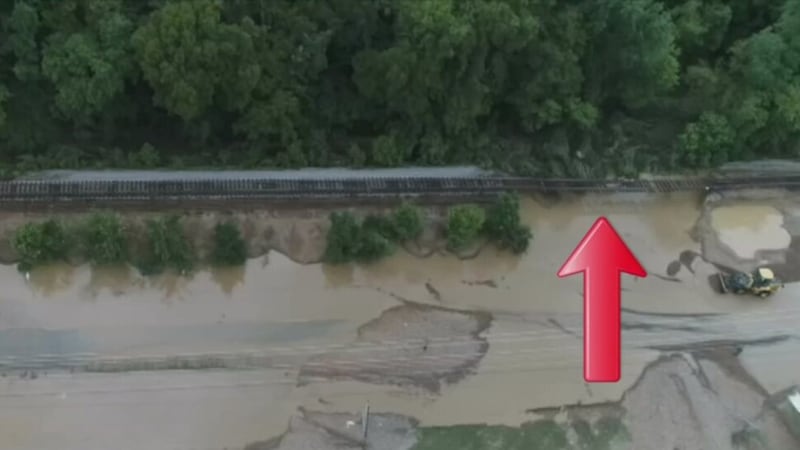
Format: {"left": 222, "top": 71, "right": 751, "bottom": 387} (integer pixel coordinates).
{"left": 0, "top": 174, "right": 798, "bottom": 205}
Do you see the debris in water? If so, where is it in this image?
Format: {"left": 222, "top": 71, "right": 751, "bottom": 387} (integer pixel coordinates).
{"left": 425, "top": 281, "right": 442, "bottom": 301}
{"left": 679, "top": 250, "right": 699, "bottom": 274}
{"left": 461, "top": 279, "right": 498, "bottom": 288}
{"left": 666, "top": 260, "right": 682, "bottom": 276}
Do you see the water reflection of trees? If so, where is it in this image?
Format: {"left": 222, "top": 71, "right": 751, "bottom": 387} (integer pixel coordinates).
{"left": 147, "top": 271, "right": 193, "bottom": 303}
{"left": 322, "top": 262, "right": 354, "bottom": 288}
{"left": 210, "top": 265, "right": 246, "bottom": 295}
{"left": 318, "top": 248, "right": 521, "bottom": 289}
{"left": 29, "top": 263, "right": 76, "bottom": 296}
{"left": 86, "top": 265, "right": 141, "bottom": 299}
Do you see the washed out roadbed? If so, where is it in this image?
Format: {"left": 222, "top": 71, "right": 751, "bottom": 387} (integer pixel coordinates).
{"left": 298, "top": 302, "right": 492, "bottom": 392}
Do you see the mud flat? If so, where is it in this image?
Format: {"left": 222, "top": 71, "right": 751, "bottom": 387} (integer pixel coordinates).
{"left": 620, "top": 352, "right": 796, "bottom": 450}
{"left": 298, "top": 303, "right": 492, "bottom": 392}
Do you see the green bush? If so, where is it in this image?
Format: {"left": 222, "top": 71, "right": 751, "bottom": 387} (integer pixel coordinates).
{"left": 324, "top": 212, "right": 394, "bottom": 264}
{"left": 362, "top": 214, "right": 398, "bottom": 241}
{"left": 484, "top": 193, "right": 533, "bottom": 254}
{"left": 324, "top": 212, "right": 362, "bottom": 264}
{"left": 355, "top": 229, "right": 394, "bottom": 262}
{"left": 81, "top": 213, "right": 128, "bottom": 265}
{"left": 12, "top": 220, "right": 70, "bottom": 271}
{"left": 212, "top": 222, "right": 247, "bottom": 266}
{"left": 391, "top": 202, "right": 424, "bottom": 242}
{"left": 141, "top": 216, "right": 194, "bottom": 275}
{"left": 446, "top": 205, "right": 486, "bottom": 252}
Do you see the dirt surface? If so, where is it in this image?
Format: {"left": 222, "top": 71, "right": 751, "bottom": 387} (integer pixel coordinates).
{"left": 620, "top": 352, "right": 796, "bottom": 450}
{"left": 298, "top": 303, "right": 491, "bottom": 392}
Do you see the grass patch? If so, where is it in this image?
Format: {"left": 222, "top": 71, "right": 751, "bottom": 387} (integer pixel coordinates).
{"left": 414, "top": 418, "right": 630, "bottom": 450}
{"left": 414, "top": 421, "right": 568, "bottom": 450}
{"left": 12, "top": 219, "right": 70, "bottom": 271}
{"left": 211, "top": 222, "right": 247, "bottom": 266}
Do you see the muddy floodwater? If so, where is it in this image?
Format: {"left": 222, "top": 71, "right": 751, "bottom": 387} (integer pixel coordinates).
{"left": 1, "top": 191, "right": 800, "bottom": 450}
{"left": 710, "top": 204, "right": 790, "bottom": 259}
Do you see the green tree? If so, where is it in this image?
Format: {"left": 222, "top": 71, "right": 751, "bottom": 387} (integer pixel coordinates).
{"left": 585, "top": 0, "right": 680, "bottom": 108}
{"left": 80, "top": 212, "right": 127, "bottom": 265}
{"left": 132, "top": 0, "right": 260, "bottom": 120}
{"left": 212, "top": 222, "right": 247, "bottom": 266}
{"left": 446, "top": 205, "right": 486, "bottom": 252}
{"left": 678, "top": 112, "right": 736, "bottom": 168}
{"left": 1, "top": 0, "right": 800, "bottom": 178}
{"left": 40, "top": 0, "right": 136, "bottom": 119}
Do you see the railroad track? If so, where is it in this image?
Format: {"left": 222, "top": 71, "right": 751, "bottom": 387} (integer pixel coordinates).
{"left": 0, "top": 175, "right": 799, "bottom": 207}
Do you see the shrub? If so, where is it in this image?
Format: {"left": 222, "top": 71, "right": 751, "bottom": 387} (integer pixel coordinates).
{"left": 484, "top": 193, "right": 533, "bottom": 254}
{"left": 141, "top": 216, "right": 194, "bottom": 274}
{"left": 355, "top": 229, "right": 394, "bottom": 262}
{"left": 324, "top": 212, "right": 395, "bottom": 264}
{"left": 81, "top": 212, "right": 127, "bottom": 265}
{"left": 212, "top": 222, "right": 247, "bottom": 266}
{"left": 391, "top": 202, "right": 424, "bottom": 241}
{"left": 446, "top": 205, "right": 486, "bottom": 252}
{"left": 362, "top": 214, "right": 397, "bottom": 241}
{"left": 324, "top": 212, "right": 362, "bottom": 264}
{"left": 12, "top": 220, "right": 70, "bottom": 271}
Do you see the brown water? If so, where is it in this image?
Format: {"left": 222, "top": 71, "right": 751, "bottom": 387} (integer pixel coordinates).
{"left": 2, "top": 193, "right": 799, "bottom": 450}
{"left": 710, "top": 204, "right": 790, "bottom": 259}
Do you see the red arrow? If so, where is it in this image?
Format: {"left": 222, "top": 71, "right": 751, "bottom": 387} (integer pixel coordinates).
{"left": 557, "top": 217, "right": 647, "bottom": 383}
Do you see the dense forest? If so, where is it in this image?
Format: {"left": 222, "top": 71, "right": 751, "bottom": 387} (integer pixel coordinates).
{"left": 0, "top": 0, "right": 798, "bottom": 177}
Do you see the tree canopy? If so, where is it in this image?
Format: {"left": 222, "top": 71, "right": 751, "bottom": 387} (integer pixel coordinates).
{"left": 0, "top": 0, "right": 798, "bottom": 177}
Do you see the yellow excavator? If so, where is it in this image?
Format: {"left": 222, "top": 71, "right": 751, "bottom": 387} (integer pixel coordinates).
{"left": 718, "top": 267, "right": 785, "bottom": 298}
